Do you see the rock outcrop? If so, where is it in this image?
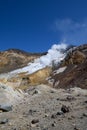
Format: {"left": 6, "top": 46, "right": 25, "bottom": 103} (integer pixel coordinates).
{"left": 0, "top": 83, "right": 23, "bottom": 106}
{"left": 49, "top": 44, "right": 87, "bottom": 89}
{"left": 0, "top": 67, "right": 52, "bottom": 90}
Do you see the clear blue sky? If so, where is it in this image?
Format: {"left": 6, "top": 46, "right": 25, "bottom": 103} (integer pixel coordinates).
{"left": 0, "top": 0, "right": 87, "bottom": 52}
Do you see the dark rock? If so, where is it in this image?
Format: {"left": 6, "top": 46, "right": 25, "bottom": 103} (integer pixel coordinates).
{"left": 1, "top": 86, "right": 7, "bottom": 89}
{"left": 56, "top": 98, "right": 60, "bottom": 101}
{"left": 0, "top": 105, "right": 12, "bottom": 112}
{"left": 74, "top": 126, "right": 80, "bottom": 130}
{"left": 80, "top": 116, "right": 83, "bottom": 119}
{"left": 51, "top": 123, "right": 56, "bottom": 127}
{"left": 33, "top": 90, "right": 38, "bottom": 95}
{"left": 0, "top": 119, "right": 8, "bottom": 124}
{"left": 50, "top": 90, "right": 55, "bottom": 93}
{"left": 44, "top": 114, "right": 49, "bottom": 117}
{"left": 57, "top": 111, "right": 64, "bottom": 115}
{"left": 51, "top": 114, "right": 57, "bottom": 119}
{"left": 29, "top": 109, "right": 36, "bottom": 115}
{"left": 71, "top": 115, "right": 75, "bottom": 118}
{"left": 83, "top": 113, "right": 87, "bottom": 117}
{"left": 84, "top": 100, "right": 87, "bottom": 103}
{"left": 29, "top": 109, "right": 33, "bottom": 114}
{"left": 61, "top": 105, "right": 70, "bottom": 113}
{"left": 51, "top": 111, "right": 64, "bottom": 119}
{"left": 68, "top": 117, "right": 72, "bottom": 120}
{"left": 31, "top": 119, "right": 39, "bottom": 124}
{"left": 66, "top": 95, "right": 76, "bottom": 101}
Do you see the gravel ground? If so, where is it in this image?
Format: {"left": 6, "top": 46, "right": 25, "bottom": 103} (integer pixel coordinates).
{"left": 0, "top": 85, "right": 87, "bottom": 130}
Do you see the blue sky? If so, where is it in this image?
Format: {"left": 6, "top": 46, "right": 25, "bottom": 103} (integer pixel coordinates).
{"left": 0, "top": 0, "right": 87, "bottom": 52}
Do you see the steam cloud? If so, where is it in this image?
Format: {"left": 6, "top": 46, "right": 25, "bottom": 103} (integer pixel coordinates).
{"left": 53, "top": 18, "right": 87, "bottom": 45}
{"left": 40, "top": 43, "right": 67, "bottom": 66}
{"left": 10, "top": 43, "right": 68, "bottom": 75}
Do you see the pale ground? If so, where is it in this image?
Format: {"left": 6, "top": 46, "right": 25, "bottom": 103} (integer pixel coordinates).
{"left": 0, "top": 85, "right": 87, "bottom": 130}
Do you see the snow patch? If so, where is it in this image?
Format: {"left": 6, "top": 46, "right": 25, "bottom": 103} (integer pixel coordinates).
{"left": 53, "top": 66, "right": 67, "bottom": 75}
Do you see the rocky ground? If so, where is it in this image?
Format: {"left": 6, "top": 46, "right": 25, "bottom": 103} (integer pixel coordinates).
{"left": 0, "top": 84, "right": 87, "bottom": 130}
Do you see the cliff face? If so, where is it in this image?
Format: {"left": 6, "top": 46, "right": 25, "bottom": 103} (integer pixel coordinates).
{"left": 50, "top": 44, "right": 87, "bottom": 89}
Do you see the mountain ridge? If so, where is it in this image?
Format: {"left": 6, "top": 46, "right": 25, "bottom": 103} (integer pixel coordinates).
{"left": 0, "top": 48, "right": 47, "bottom": 73}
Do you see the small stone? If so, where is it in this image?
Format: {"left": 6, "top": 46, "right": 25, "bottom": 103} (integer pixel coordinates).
{"left": 56, "top": 98, "right": 60, "bottom": 101}
{"left": 0, "top": 105, "right": 12, "bottom": 112}
{"left": 45, "top": 114, "right": 49, "bottom": 117}
{"left": 66, "top": 95, "right": 75, "bottom": 101}
{"left": 80, "top": 116, "right": 83, "bottom": 119}
{"left": 68, "top": 117, "right": 72, "bottom": 120}
{"left": 74, "top": 126, "right": 80, "bottom": 130}
{"left": 33, "top": 90, "right": 38, "bottom": 95}
{"left": 83, "top": 113, "right": 87, "bottom": 117}
{"left": 51, "top": 123, "right": 56, "bottom": 127}
{"left": 71, "top": 115, "right": 75, "bottom": 118}
{"left": 29, "top": 109, "right": 33, "bottom": 115}
{"left": 84, "top": 100, "right": 87, "bottom": 103}
{"left": 51, "top": 114, "right": 57, "bottom": 119}
{"left": 12, "top": 128, "right": 17, "bottom": 130}
{"left": 50, "top": 90, "right": 55, "bottom": 93}
{"left": 57, "top": 111, "right": 63, "bottom": 115}
{"left": 1, "top": 86, "right": 6, "bottom": 89}
{"left": 0, "top": 119, "right": 8, "bottom": 124}
{"left": 31, "top": 119, "right": 39, "bottom": 124}
{"left": 61, "top": 105, "right": 70, "bottom": 113}
{"left": 28, "top": 109, "right": 36, "bottom": 115}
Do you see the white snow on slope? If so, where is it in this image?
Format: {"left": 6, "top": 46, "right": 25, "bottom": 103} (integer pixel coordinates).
{"left": 53, "top": 66, "right": 67, "bottom": 75}
{"left": 0, "top": 43, "right": 68, "bottom": 79}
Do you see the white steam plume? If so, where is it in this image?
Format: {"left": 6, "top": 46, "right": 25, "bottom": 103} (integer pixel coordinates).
{"left": 53, "top": 18, "right": 87, "bottom": 45}
{"left": 8, "top": 43, "right": 68, "bottom": 76}
{"left": 40, "top": 43, "right": 67, "bottom": 66}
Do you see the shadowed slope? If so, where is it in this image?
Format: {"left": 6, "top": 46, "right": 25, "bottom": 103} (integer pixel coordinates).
{"left": 50, "top": 44, "right": 87, "bottom": 89}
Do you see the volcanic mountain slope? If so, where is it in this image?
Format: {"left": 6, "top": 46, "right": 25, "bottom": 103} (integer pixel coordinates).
{"left": 0, "top": 44, "right": 87, "bottom": 89}
{"left": 49, "top": 44, "right": 87, "bottom": 89}
{"left": 0, "top": 48, "right": 46, "bottom": 73}
{"left": 0, "top": 44, "right": 67, "bottom": 89}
